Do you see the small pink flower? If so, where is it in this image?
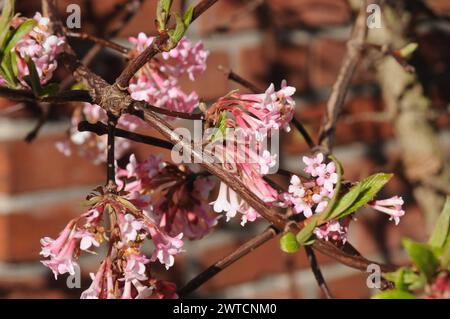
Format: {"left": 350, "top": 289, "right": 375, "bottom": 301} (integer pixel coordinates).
{"left": 288, "top": 175, "right": 305, "bottom": 197}
{"left": 119, "top": 214, "right": 144, "bottom": 242}
{"left": 76, "top": 230, "right": 100, "bottom": 251}
{"left": 316, "top": 161, "right": 338, "bottom": 193}
{"left": 314, "top": 220, "right": 348, "bottom": 243}
{"left": 81, "top": 261, "right": 106, "bottom": 299}
{"left": 303, "top": 153, "right": 325, "bottom": 177}
{"left": 368, "top": 196, "right": 405, "bottom": 225}
{"left": 149, "top": 228, "right": 184, "bottom": 269}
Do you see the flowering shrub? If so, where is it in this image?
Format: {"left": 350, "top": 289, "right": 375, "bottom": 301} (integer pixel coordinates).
{"left": 1, "top": 0, "right": 448, "bottom": 300}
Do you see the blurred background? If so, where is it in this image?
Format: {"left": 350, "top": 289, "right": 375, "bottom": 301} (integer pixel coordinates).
{"left": 0, "top": 0, "right": 449, "bottom": 298}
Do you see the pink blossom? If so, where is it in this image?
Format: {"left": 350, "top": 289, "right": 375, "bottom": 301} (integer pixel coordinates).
{"left": 81, "top": 261, "right": 106, "bottom": 299}
{"left": 119, "top": 214, "right": 144, "bottom": 242}
{"left": 303, "top": 153, "right": 325, "bottom": 177}
{"left": 76, "top": 230, "right": 100, "bottom": 251}
{"left": 5, "top": 12, "right": 65, "bottom": 88}
{"left": 288, "top": 175, "right": 305, "bottom": 197}
{"left": 316, "top": 161, "right": 338, "bottom": 193}
{"left": 127, "top": 33, "right": 207, "bottom": 117}
{"left": 160, "top": 37, "right": 209, "bottom": 81}
{"left": 314, "top": 220, "right": 348, "bottom": 243}
{"left": 41, "top": 237, "right": 78, "bottom": 279}
{"left": 124, "top": 251, "right": 150, "bottom": 281}
{"left": 368, "top": 196, "right": 405, "bottom": 225}
{"left": 149, "top": 228, "right": 184, "bottom": 269}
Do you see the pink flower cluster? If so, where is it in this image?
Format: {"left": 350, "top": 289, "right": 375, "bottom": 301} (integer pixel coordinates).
{"left": 56, "top": 103, "right": 143, "bottom": 164}
{"left": 40, "top": 192, "right": 182, "bottom": 299}
{"left": 0, "top": 13, "right": 64, "bottom": 88}
{"left": 128, "top": 33, "right": 208, "bottom": 115}
{"left": 280, "top": 153, "right": 348, "bottom": 242}
{"left": 281, "top": 153, "right": 405, "bottom": 243}
{"left": 116, "top": 154, "right": 218, "bottom": 240}
{"left": 206, "top": 81, "right": 296, "bottom": 225}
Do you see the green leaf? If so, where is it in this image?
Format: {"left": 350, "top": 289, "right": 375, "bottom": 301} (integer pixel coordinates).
{"left": 405, "top": 272, "right": 426, "bottom": 291}
{"left": 156, "top": 0, "right": 173, "bottom": 31}
{"left": 331, "top": 173, "right": 393, "bottom": 220}
{"left": 0, "top": 0, "right": 14, "bottom": 49}
{"left": 168, "top": 14, "right": 186, "bottom": 45}
{"left": 296, "top": 219, "right": 318, "bottom": 245}
{"left": 280, "top": 232, "right": 300, "bottom": 253}
{"left": 372, "top": 289, "right": 416, "bottom": 299}
{"left": 2, "top": 19, "right": 36, "bottom": 58}
{"left": 393, "top": 267, "right": 406, "bottom": 291}
{"left": 428, "top": 196, "right": 450, "bottom": 248}
{"left": 0, "top": 55, "right": 16, "bottom": 86}
{"left": 402, "top": 238, "right": 439, "bottom": 282}
{"left": 24, "top": 57, "right": 42, "bottom": 96}
{"left": 183, "top": 5, "right": 194, "bottom": 26}
{"left": 328, "top": 182, "right": 361, "bottom": 220}
{"left": 10, "top": 50, "right": 17, "bottom": 76}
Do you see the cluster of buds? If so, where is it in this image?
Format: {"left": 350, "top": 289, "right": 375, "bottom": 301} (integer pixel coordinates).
{"left": 40, "top": 188, "right": 182, "bottom": 299}
{"left": 116, "top": 154, "right": 217, "bottom": 240}
{"left": 128, "top": 33, "right": 208, "bottom": 115}
{"left": 207, "top": 81, "right": 295, "bottom": 225}
{"left": 0, "top": 12, "right": 64, "bottom": 88}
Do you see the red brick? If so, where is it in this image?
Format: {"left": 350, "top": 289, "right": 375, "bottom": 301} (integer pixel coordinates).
{"left": 321, "top": 272, "right": 371, "bottom": 298}
{"left": 236, "top": 46, "right": 269, "bottom": 92}
{"left": 179, "top": 51, "right": 231, "bottom": 101}
{"left": 310, "top": 38, "right": 347, "bottom": 89}
{"left": 197, "top": 0, "right": 258, "bottom": 35}
{"left": 0, "top": 132, "right": 104, "bottom": 194}
{"left": 267, "top": 0, "right": 351, "bottom": 28}
{"left": 0, "top": 200, "right": 83, "bottom": 262}
{"left": 426, "top": 0, "right": 450, "bottom": 15}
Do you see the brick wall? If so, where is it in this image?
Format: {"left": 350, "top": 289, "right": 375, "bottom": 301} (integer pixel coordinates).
{"left": 0, "top": 0, "right": 449, "bottom": 298}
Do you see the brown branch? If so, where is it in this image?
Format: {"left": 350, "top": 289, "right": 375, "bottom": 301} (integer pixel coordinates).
{"left": 106, "top": 113, "right": 118, "bottom": 191}
{"left": 292, "top": 117, "right": 316, "bottom": 149}
{"left": 114, "top": 0, "right": 219, "bottom": 89}
{"left": 132, "top": 100, "right": 204, "bottom": 120}
{"left": 178, "top": 226, "right": 279, "bottom": 297}
{"left": 304, "top": 246, "right": 333, "bottom": 299}
{"left": 77, "top": 121, "right": 174, "bottom": 150}
{"left": 25, "top": 103, "right": 50, "bottom": 143}
{"left": 0, "top": 87, "right": 92, "bottom": 104}
{"left": 318, "top": 1, "right": 369, "bottom": 151}
{"left": 66, "top": 31, "right": 129, "bottom": 56}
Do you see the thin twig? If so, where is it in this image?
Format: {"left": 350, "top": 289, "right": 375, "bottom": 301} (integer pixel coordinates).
{"left": 304, "top": 246, "right": 333, "bottom": 299}
{"left": 78, "top": 121, "right": 174, "bottom": 150}
{"left": 318, "top": 1, "right": 369, "bottom": 151}
{"left": 178, "top": 226, "right": 279, "bottom": 297}
{"left": 218, "top": 65, "right": 263, "bottom": 93}
{"left": 66, "top": 31, "right": 129, "bottom": 56}
{"left": 292, "top": 117, "right": 316, "bottom": 149}
{"left": 132, "top": 100, "right": 204, "bottom": 120}
{"left": 106, "top": 113, "right": 118, "bottom": 191}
